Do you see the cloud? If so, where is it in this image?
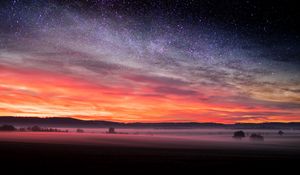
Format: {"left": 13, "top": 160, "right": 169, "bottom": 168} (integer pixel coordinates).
{"left": 154, "top": 86, "right": 198, "bottom": 96}
{"left": 123, "top": 74, "right": 190, "bottom": 86}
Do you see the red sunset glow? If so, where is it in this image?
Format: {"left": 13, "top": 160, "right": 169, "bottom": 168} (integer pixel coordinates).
{"left": 1, "top": 64, "right": 299, "bottom": 123}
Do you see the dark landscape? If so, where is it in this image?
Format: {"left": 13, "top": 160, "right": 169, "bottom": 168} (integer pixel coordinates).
{"left": 0, "top": 117, "right": 300, "bottom": 173}
{"left": 1, "top": 116, "right": 300, "bottom": 129}
{"left": 0, "top": 141, "right": 299, "bottom": 173}
{"left": 1, "top": 0, "right": 300, "bottom": 173}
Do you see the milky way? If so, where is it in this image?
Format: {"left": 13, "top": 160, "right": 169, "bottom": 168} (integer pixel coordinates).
{"left": 0, "top": 0, "right": 299, "bottom": 123}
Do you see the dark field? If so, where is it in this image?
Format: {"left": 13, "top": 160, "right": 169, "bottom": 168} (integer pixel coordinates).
{"left": 0, "top": 131, "right": 299, "bottom": 174}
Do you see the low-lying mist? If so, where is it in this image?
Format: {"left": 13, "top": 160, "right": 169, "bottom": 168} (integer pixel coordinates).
{"left": 0, "top": 128, "right": 299, "bottom": 151}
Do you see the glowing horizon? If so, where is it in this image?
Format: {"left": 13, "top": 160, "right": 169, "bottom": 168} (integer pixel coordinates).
{"left": 1, "top": 63, "right": 299, "bottom": 124}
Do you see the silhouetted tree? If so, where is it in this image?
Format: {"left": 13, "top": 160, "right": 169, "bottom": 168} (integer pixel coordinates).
{"left": 107, "top": 127, "right": 116, "bottom": 134}
{"left": 31, "top": 126, "right": 42, "bottom": 131}
{"left": 233, "top": 130, "right": 245, "bottom": 139}
{"left": 76, "top": 128, "right": 84, "bottom": 133}
{"left": 278, "top": 130, "right": 284, "bottom": 135}
{"left": 0, "top": 125, "right": 16, "bottom": 131}
{"left": 250, "top": 133, "right": 264, "bottom": 141}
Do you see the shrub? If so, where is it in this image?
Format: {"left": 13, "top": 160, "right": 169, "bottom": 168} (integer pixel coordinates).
{"left": 233, "top": 130, "right": 245, "bottom": 139}
{"left": 76, "top": 128, "right": 84, "bottom": 133}
{"left": 31, "top": 126, "right": 42, "bottom": 131}
{"left": 250, "top": 133, "right": 264, "bottom": 141}
{"left": 0, "top": 125, "right": 16, "bottom": 131}
{"left": 278, "top": 130, "right": 284, "bottom": 135}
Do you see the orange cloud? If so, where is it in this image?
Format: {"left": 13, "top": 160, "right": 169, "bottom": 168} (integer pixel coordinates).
{"left": 0, "top": 65, "right": 299, "bottom": 123}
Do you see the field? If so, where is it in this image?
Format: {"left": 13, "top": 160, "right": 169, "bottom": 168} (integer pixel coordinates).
{"left": 0, "top": 129, "right": 299, "bottom": 173}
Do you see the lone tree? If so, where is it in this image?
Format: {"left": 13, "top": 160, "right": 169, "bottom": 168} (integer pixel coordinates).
{"left": 233, "top": 130, "right": 245, "bottom": 139}
{"left": 108, "top": 127, "right": 116, "bottom": 134}
{"left": 250, "top": 133, "right": 264, "bottom": 141}
{"left": 278, "top": 130, "right": 284, "bottom": 136}
{"left": 76, "top": 128, "right": 84, "bottom": 133}
{"left": 0, "top": 125, "right": 16, "bottom": 131}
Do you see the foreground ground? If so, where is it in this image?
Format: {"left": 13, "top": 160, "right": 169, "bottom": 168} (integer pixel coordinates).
{"left": 0, "top": 132, "right": 299, "bottom": 173}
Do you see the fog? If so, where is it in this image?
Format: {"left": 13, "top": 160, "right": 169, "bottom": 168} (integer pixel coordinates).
{"left": 0, "top": 128, "right": 300, "bottom": 151}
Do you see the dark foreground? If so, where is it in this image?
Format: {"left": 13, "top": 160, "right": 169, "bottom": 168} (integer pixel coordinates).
{"left": 0, "top": 141, "right": 299, "bottom": 174}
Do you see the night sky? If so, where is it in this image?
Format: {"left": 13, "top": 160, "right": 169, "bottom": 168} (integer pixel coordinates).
{"left": 0, "top": 0, "right": 299, "bottom": 123}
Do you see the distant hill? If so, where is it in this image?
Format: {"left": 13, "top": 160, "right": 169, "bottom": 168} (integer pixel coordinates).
{"left": 0, "top": 116, "right": 299, "bottom": 129}
{"left": 0, "top": 117, "right": 121, "bottom": 128}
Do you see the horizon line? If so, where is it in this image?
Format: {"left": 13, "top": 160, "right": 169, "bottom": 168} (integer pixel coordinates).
{"left": 1, "top": 116, "right": 299, "bottom": 125}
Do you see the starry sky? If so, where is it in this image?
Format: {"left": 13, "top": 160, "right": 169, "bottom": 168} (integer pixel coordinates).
{"left": 0, "top": 0, "right": 299, "bottom": 123}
